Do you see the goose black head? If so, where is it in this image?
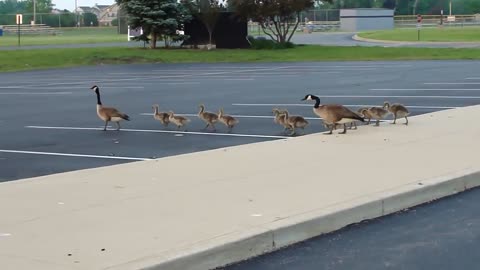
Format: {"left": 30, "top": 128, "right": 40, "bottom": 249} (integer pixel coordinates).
{"left": 90, "top": 85, "right": 99, "bottom": 92}
{"left": 301, "top": 94, "right": 317, "bottom": 101}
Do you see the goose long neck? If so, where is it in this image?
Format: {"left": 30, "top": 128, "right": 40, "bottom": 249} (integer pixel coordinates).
{"left": 313, "top": 97, "right": 320, "bottom": 109}
{"left": 153, "top": 106, "right": 159, "bottom": 114}
{"left": 199, "top": 105, "right": 205, "bottom": 114}
{"left": 95, "top": 90, "right": 102, "bottom": 106}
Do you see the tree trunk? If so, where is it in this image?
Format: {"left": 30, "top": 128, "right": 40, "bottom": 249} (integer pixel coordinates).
{"left": 413, "top": 0, "right": 419, "bottom": 15}
{"left": 208, "top": 30, "right": 212, "bottom": 50}
{"left": 151, "top": 32, "right": 157, "bottom": 49}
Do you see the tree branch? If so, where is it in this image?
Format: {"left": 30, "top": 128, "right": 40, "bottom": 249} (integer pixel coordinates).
{"left": 260, "top": 21, "right": 277, "bottom": 42}
{"left": 287, "top": 13, "right": 300, "bottom": 42}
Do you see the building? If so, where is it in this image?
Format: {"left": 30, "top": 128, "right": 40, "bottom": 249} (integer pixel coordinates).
{"left": 340, "top": 8, "right": 394, "bottom": 32}
{"left": 75, "top": 3, "right": 119, "bottom": 26}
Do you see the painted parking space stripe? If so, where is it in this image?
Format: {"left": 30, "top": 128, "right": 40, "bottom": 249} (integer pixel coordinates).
{"left": 0, "top": 149, "right": 151, "bottom": 161}
{"left": 25, "top": 126, "right": 291, "bottom": 139}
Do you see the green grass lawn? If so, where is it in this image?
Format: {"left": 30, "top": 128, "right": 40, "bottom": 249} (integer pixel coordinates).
{"left": 0, "top": 27, "right": 125, "bottom": 47}
{"left": 1, "top": 45, "right": 480, "bottom": 73}
{"left": 358, "top": 27, "right": 480, "bottom": 42}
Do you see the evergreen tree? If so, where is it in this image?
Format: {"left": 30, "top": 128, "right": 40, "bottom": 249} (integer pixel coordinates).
{"left": 117, "top": 0, "right": 192, "bottom": 48}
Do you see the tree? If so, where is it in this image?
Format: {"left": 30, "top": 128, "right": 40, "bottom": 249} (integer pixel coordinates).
{"left": 230, "top": 0, "right": 332, "bottom": 44}
{"left": 383, "top": 0, "right": 396, "bottom": 9}
{"left": 83, "top": 12, "right": 99, "bottom": 27}
{"left": 186, "top": 0, "right": 223, "bottom": 49}
{"left": 116, "top": 0, "right": 192, "bottom": 49}
{"left": 0, "top": 0, "right": 27, "bottom": 14}
{"left": 25, "top": 0, "right": 53, "bottom": 13}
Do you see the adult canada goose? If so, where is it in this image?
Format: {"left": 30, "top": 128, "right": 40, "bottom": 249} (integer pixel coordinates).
{"left": 361, "top": 106, "right": 389, "bottom": 126}
{"left": 218, "top": 108, "right": 239, "bottom": 132}
{"left": 279, "top": 110, "right": 309, "bottom": 136}
{"left": 383, "top": 101, "right": 410, "bottom": 125}
{"left": 90, "top": 85, "right": 130, "bottom": 131}
{"left": 301, "top": 94, "right": 364, "bottom": 134}
{"left": 167, "top": 111, "right": 190, "bottom": 130}
{"left": 198, "top": 104, "right": 218, "bottom": 131}
{"left": 152, "top": 104, "right": 170, "bottom": 127}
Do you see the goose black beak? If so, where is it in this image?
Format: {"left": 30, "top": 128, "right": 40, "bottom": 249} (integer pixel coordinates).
{"left": 301, "top": 98, "right": 306, "bottom": 101}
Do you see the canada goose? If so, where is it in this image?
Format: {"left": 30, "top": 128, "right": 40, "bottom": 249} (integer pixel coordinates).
{"left": 218, "top": 108, "right": 239, "bottom": 132}
{"left": 301, "top": 94, "right": 364, "bottom": 134}
{"left": 278, "top": 110, "right": 309, "bottom": 136}
{"left": 198, "top": 104, "right": 218, "bottom": 131}
{"left": 167, "top": 111, "right": 190, "bottom": 130}
{"left": 272, "top": 108, "right": 290, "bottom": 132}
{"left": 383, "top": 101, "right": 410, "bottom": 125}
{"left": 152, "top": 104, "right": 170, "bottom": 127}
{"left": 90, "top": 85, "right": 130, "bottom": 131}
{"left": 362, "top": 106, "right": 389, "bottom": 126}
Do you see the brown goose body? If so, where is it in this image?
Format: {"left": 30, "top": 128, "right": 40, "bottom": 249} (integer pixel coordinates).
{"left": 279, "top": 110, "right": 309, "bottom": 135}
{"left": 198, "top": 104, "right": 218, "bottom": 131}
{"left": 302, "top": 94, "right": 364, "bottom": 134}
{"left": 349, "top": 107, "right": 370, "bottom": 129}
{"left": 383, "top": 102, "right": 410, "bottom": 125}
{"left": 365, "top": 106, "right": 389, "bottom": 126}
{"left": 168, "top": 111, "right": 190, "bottom": 130}
{"left": 91, "top": 85, "right": 130, "bottom": 131}
{"left": 218, "top": 108, "right": 239, "bottom": 132}
{"left": 152, "top": 104, "right": 170, "bottom": 127}
{"left": 272, "top": 108, "right": 290, "bottom": 131}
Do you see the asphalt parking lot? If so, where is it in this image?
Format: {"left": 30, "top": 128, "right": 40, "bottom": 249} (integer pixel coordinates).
{"left": 1, "top": 60, "right": 480, "bottom": 182}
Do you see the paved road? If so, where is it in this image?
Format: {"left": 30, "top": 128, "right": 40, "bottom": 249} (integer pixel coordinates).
{"left": 223, "top": 186, "right": 480, "bottom": 270}
{"left": 1, "top": 60, "right": 480, "bottom": 182}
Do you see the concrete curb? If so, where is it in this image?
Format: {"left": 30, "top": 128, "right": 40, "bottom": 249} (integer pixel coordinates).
{"left": 143, "top": 168, "right": 480, "bottom": 270}
{"left": 352, "top": 33, "right": 480, "bottom": 45}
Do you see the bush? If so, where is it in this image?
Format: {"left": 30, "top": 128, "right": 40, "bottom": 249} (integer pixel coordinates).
{"left": 247, "top": 36, "right": 295, "bottom": 49}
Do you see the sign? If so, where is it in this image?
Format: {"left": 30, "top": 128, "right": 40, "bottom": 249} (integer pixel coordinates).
{"left": 416, "top": 14, "right": 423, "bottom": 23}
{"left": 416, "top": 23, "right": 422, "bottom": 29}
{"left": 16, "top": 14, "right": 22, "bottom": 25}
{"left": 447, "top": 16, "right": 456, "bottom": 22}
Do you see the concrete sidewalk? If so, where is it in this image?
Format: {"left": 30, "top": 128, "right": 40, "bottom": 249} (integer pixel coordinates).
{"left": 1, "top": 105, "right": 480, "bottom": 270}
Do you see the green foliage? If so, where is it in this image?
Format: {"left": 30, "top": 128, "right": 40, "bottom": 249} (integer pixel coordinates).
{"left": 111, "top": 18, "right": 119, "bottom": 26}
{"left": 83, "top": 12, "right": 99, "bottom": 27}
{"left": 25, "top": 0, "right": 53, "bottom": 13}
{"left": 116, "top": 0, "right": 192, "bottom": 48}
{"left": 230, "top": 0, "right": 332, "bottom": 44}
{"left": 0, "top": 0, "right": 27, "bottom": 14}
{"left": 248, "top": 37, "right": 295, "bottom": 49}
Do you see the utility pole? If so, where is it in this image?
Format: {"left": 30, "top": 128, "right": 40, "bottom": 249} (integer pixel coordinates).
{"left": 75, "top": 0, "right": 78, "bottom": 27}
{"left": 449, "top": 0, "right": 452, "bottom": 16}
{"left": 33, "top": 0, "right": 36, "bottom": 25}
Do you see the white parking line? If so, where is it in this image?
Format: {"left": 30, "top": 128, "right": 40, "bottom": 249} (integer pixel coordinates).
{"left": 0, "top": 149, "right": 151, "bottom": 161}
{"left": 425, "top": 82, "right": 480, "bottom": 85}
{"left": 25, "top": 126, "right": 290, "bottom": 139}
{"left": 0, "top": 92, "right": 72, "bottom": 95}
{"left": 231, "top": 103, "right": 458, "bottom": 109}
{"left": 370, "top": 88, "right": 480, "bottom": 91}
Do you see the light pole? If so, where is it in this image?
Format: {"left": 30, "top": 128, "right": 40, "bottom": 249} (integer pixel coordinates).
{"left": 33, "top": 0, "right": 36, "bottom": 25}
{"left": 449, "top": 0, "right": 452, "bottom": 16}
{"left": 75, "top": 0, "right": 78, "bottom": 27}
